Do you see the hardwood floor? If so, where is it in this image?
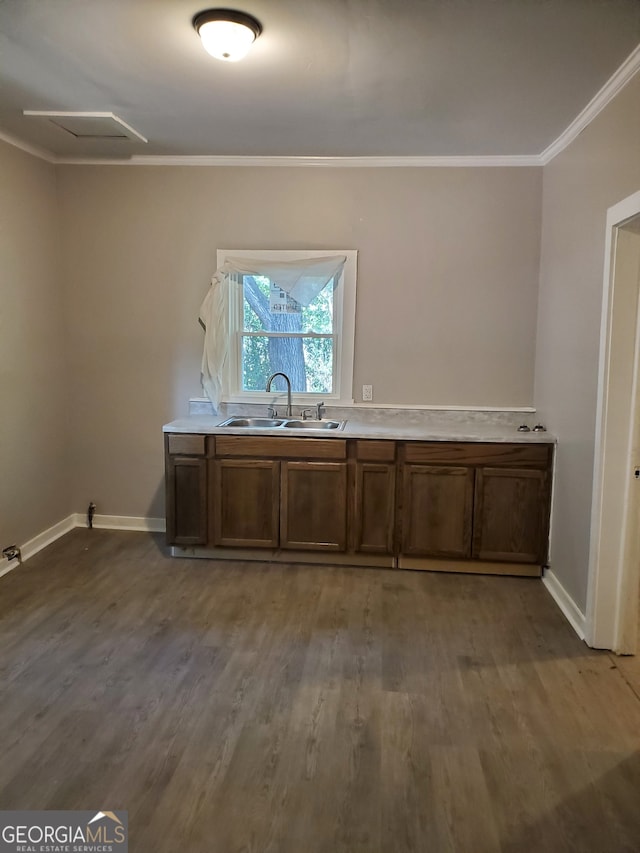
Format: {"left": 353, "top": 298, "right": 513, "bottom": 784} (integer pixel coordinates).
{"left": 1, "top": 529, "right": 639, "bottom": 852}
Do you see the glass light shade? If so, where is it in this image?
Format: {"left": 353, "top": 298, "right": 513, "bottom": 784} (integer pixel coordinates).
{"left": 198, "top": 19, "right": 257, "bottom": 61}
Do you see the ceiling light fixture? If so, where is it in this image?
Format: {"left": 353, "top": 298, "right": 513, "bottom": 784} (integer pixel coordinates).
{"left": 193, "top": 8, "right": 262, "bottom": 62}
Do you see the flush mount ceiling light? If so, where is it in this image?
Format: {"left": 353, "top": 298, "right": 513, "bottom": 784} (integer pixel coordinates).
{"left": 193, "top": 8, "right": 262, "bottom": 62}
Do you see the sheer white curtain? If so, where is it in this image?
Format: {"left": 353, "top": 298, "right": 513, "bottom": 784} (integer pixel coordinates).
{"left": 199, "top": 255, "right": 346, "bottom": 409}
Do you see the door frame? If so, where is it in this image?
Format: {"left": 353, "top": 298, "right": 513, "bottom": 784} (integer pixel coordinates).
{"left": 586, "top": 189, "right": 640, "bottom": 652}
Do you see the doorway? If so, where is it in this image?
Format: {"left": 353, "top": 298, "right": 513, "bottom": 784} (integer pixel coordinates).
{"left": 587, "top": 190, "right": 640, "bottom": 653}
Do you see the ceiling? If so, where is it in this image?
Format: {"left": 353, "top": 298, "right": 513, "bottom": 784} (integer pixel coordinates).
{"left": 0, "top": 0, "right": 639, "bottom": 162}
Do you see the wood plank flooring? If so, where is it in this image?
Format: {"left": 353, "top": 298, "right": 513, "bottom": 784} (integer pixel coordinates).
{"left": 1, "top": 529, "right": 639, "bottom": 852}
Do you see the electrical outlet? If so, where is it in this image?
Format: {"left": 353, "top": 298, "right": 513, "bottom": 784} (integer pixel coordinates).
{"left": 362, "top": 384, "right": 373, "bottom": 401}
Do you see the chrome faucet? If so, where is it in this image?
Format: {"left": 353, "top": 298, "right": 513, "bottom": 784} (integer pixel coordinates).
{"left": 265, "top": 372, "right": 292, "bottom": 417}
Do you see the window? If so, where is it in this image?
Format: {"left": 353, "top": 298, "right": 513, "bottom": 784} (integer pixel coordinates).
{"left": 219, "top": 249, "right": 357, "bottom": 404}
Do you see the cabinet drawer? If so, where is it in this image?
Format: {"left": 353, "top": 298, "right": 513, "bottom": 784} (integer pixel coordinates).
{"left": 167, "top": 433, "right": 206, "bottom": 456}
{"left": 404, "top": 442, "right": 551, "bottom": 467}
{"left": 355, "top": 440, "right": 396, "bottom": 462}
{"left": 215, "top": 435, "right": 346, "bottom": 460}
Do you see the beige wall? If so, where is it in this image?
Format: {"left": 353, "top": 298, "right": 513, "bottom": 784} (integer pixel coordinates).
{"left": 0, "top": 140, "right": 71, "bottom": 547}
{"left": 535, "top": 73, "right": 640, "bottom": 612}
{"left": 57, "top": 165, "right": 542, "bottom": 518}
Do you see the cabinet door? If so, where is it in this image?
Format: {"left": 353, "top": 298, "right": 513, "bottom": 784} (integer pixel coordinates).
{"left": 401, "top": 465, "right": 474, "bottom": 558}
{"left": 166, "top": 456, "right": 208, "bottom": 545}
{"left": 354, "top": 462, "right": 396, "bottom": 553}
{"left": 213, "top": 459, "right": 280, "bottom": 548}
{"left": 473, "top": 467, "right": 548, "bottom": 563}
{"left": 280, "top": 461, "right": 348, "bottom": 551}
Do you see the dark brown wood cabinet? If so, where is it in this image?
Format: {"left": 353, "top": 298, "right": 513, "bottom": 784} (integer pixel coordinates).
{"left": 399, "top": 442, "right": 552, "bottom": 571}
{"left": 165, "top": 431, "right": 553, "bottom": 575}
{"left": 401, "top": 465, "right": 474, "bottom": 558}
{"left": 353, "top": 440, "right": 396, "bottom": 554}
{"left": 165, "top": 434, "right": 208, "bottom": 545}
{"left": 211, "top": 434, "right": 349, "bottom": 553}
{"left": 212, "top": 458, "right": 279, "bottom": 547}
{"left": 280, "top": 461, "right": 348, "bottom": 550}
{"left": 473, "top": 467, "right": 549, "bottom": 563}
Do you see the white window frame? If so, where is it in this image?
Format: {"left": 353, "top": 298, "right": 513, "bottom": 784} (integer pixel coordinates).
{"left": 219, "top": 249, "right": 357, "bottom": 405}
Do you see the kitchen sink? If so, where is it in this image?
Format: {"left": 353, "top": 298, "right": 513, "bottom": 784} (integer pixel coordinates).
{"left": 217, "top": 416, "right": 345, "bottom": 431}
{"left": 217, "top": 417, "right": 284, "bottom": 428}
{"left": 281, "top": 420, "right": 344, "bottom": 430}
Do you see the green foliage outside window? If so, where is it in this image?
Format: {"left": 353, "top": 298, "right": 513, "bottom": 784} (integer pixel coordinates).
{"left": 241, "top": 275, "right": 334, "bottom": 394}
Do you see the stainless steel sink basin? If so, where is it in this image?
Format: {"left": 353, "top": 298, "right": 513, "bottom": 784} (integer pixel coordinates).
{"left": 217, "top": 417, "right": 284, "bottom": 428}
{"left": 217, "top": 416, "right": 345, "bottom": 431}
{"left": 281, "top": 420, "right": 344, "bottom": 430}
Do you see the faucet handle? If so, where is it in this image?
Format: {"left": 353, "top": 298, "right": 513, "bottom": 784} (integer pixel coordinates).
{"left": 300, "top": 408, "right": 314, "bottom": 421}
{"left": 267, "top": 406, "right": 278, "bottom": 418}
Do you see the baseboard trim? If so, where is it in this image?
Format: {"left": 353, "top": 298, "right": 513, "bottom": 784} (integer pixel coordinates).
{"left": 22, "top": 514, "right": 78, "bottom": 560}
{"left": 90, "top": 514, "right": 166, "bottom": 533}
{"left": 0, "top": 557, "right": 19, "bottom": 579}
{"left": 542, "top": 569, "right": 586, "bottom": 640}
{"left": 0, "top": 513, "right": 166, "bottom": 581}
{"left": 0, "top": 514, "right": 77, "bottom": 580}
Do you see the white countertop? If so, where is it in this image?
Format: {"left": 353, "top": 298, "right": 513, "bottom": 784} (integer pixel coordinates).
{"left": 163, "top": 414, "right": 555, "bottom": 443}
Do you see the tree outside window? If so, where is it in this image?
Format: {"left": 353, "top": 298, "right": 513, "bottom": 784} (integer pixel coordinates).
{"left": 241, "top": 275, "right": 334, "bottom": 394}
{"left": 218, "top": 249, "right": 357, "bottom": 404}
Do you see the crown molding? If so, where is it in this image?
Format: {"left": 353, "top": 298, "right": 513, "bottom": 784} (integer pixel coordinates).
{"left": 0, "top": 128, "right": 55, "bottom": 163}
{"left": 539, "top": 43, "right": 640, "bottom": 165}
{"left": 55, "top": 153, "right": 541, "bottom": 167}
